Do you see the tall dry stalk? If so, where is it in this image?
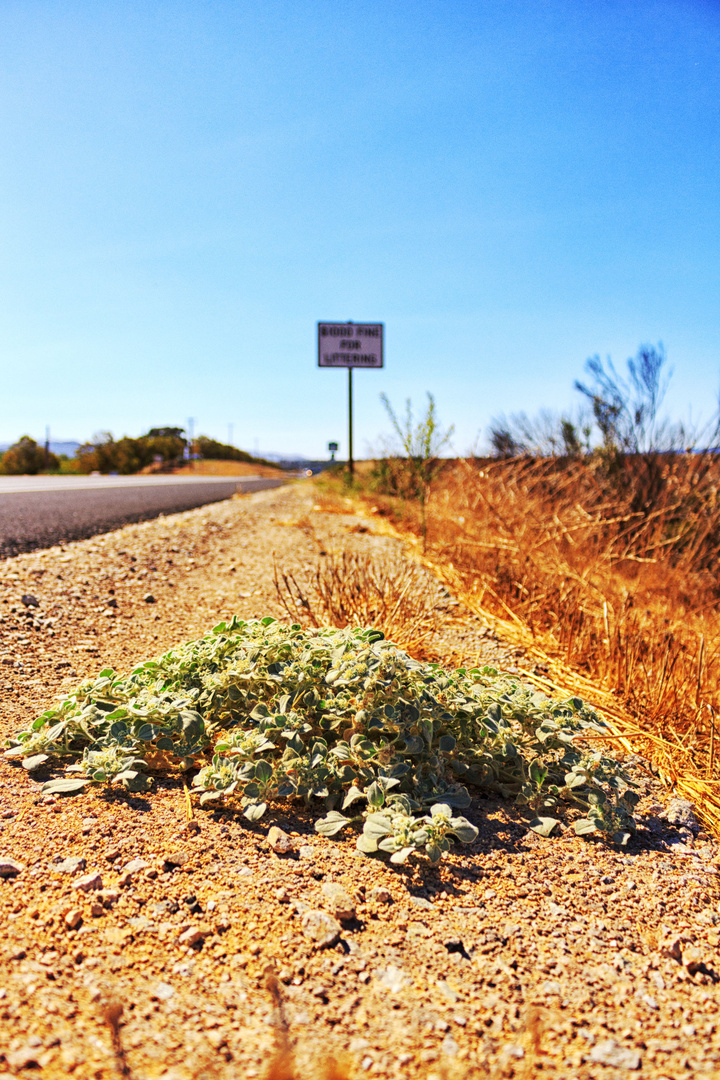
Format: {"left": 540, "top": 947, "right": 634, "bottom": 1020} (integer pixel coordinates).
{"left": 357, "top": 452, "right": 720, "bottom": 828}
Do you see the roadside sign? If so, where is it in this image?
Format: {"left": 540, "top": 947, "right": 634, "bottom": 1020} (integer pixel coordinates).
{"left": 317, "top": 322, "right": 383, "bottom": 368}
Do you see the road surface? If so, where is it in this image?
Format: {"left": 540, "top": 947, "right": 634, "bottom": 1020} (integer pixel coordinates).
{"left": 0, "top": 474, "right": 289, "bottom": 558}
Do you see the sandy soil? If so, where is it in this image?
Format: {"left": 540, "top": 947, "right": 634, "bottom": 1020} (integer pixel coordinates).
{"left": 0, "top": 483, "right": 719, "bottom": 1080}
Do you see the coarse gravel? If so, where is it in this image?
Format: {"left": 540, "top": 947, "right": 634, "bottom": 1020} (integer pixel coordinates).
{"left": 0, "top": 482, "right": 718, "bottom": 1080}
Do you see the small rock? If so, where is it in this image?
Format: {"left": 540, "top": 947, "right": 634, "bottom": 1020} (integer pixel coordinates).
{"left": 409, "top": 895, "right": 434, "bottom": 911}
{"left": 441, "top": 1036, "right": 459, "bottom": 1058}
{"left": 663, "top": 798, "right": 699, "bottom": 833}
{"left": 107, "top": 597, "right": 118, "bottom": 608}
{"left": 682, "top": 943, "right": 708, "bottom": 975}
{"left": 298, "top": 845, "right": 315, "bottom": 859}
{"left": 162, "top": 851, "right": 189, "bottom": 871}
{"left": 65, "top": 908, "right": 83, "bottom": 930}
{"left": 321, "top": 881, "right": 355, "bottom": 921}
{"left": 376, "top": 964, "right": 407, "bottom": 993}
{"left": 268, "top": 826, "right": 293, "bottom": 854}
{"left": 54, "top": 856, "right": 87, "bottom": 875}
{"left": 0, "top": 857, "right": 25, "bottom": 878}
{"left": 122, "top": 857, "right": 150, "bottom": 876}
{"left": 588, "top": 1039, "right": 641, "bottom": 1070}
{"left": 275, "top": 887, "right": 288, "bottom": 902}
{"left": 151, "top": 982, "right": 176, "bottom": 1001}
{"left": 178, "top": 925, "right": 208, "bottom": 947}
{"left": 99, "top": 889, "right": 120, "bottom": 907}
{"left": 143, "top": 593, "right": 156, "bottom": 604}
{"left": 72, "top": 872, "right": 103, "bottom": 892}
{"left": 658, "top": 929, "right": 691, "bottom": 963}
{"left": 21, "top": 594, "right": 40, "bottom": 608}
{"left": 90, "top": 901, "right": 104, "bottom": 917}
{"left": 300, "top": 909, "right": 342, "bottom": 948}
{"left": 81, "top": 817, "right": 97, "bottom": 834}
{"left": 128, "top": 916, "right": 153, "bottom": 932}
{"left": 369, "top": 886, "right": 392, "bottom": 904}
{"left": 7, "top": 1046, "right": 42, "bottom": 1070}
{"left": 484, "top": 888, "right": 497, "bottom": 901}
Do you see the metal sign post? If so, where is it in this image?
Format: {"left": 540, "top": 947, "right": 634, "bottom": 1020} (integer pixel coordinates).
{"left": 317, "top": 322, "right": 384, "bottom": 476}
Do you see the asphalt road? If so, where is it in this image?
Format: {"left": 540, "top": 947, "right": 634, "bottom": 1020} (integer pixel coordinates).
{"left": 0, "top": 475, "right": 289, "bottom": 558}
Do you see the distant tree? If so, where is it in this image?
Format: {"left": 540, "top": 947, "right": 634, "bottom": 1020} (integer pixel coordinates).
{"left": 144, "top": 426, "right": 186, "bottom": 440}
{"left": 0, "top": 436, "right": 59, "bottom": 475}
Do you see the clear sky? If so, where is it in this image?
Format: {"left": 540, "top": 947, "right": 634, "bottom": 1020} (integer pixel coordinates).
{"left": 1, "top": 1, "right": 719, "bottom": 458}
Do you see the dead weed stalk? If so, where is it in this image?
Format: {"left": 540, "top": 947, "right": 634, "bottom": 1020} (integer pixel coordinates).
{"left": 273, "top": 550, "right": 439, "bottom": 657}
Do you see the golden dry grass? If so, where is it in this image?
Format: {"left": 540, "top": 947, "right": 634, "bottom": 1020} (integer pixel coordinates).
{"left": 330, "top": 453, "right": 720, "bottom": 837}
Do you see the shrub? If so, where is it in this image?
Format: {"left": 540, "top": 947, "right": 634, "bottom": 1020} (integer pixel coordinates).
{"left": 0, "top": 436, "right": 59, "bottom": 475}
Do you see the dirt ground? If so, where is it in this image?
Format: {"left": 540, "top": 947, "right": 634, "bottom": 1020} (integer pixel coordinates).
{"left": 0, "top": 483, "right": 718, "bottom": 1080}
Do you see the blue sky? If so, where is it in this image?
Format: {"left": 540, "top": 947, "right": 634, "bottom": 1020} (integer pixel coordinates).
{"left": 1, "top": 1, "right": 719, "bottom": 458}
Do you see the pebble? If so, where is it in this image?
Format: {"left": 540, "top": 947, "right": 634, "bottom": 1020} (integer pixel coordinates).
{"left": 369, "top": 886, "right": 392, "bottom": 904}
{"left": 0, "top": 857, "right": 25, "bottom": 878}
{"left": 64, "top": 908, "right": 83, "bottom": 930}
{"left": 21, "top": 594, "right": 40, "bottom": 607}
{"left": 663, "top": 798, "right": 699, "bottom": 832}
{"left": 177, "top": 925, "right": 208, "bottom": 947}
{"left": 321, "top": 881, "right": 355, "bottom": 921}
{"left": 122, "top": 857, "right": 150, "bottom": 875}
{"left": 151, "top": 982, "right": 176, "bottom": 1002}
{"left": 162, "top": 852, "right": 189, "bottom": 871}
{"left": 54, "top": 856, "right": 86, "bottom": 875}
{"left": 409, "top": 895, "right": 434, "bottom": 911}
{"left": 588, "top": 1039, "right": 641, "bottom": 1070}
{"left": 375, "top": 964, "right": 407, "bottom": 993}
{"left": 300, "top": 909, "right": 342, "bottom": 948}
{"left": 267, "top": 826, "right": 293, "bottom": 854}
{"left": 298, "top": 845, "right": 315, "bottom": 859}
{"left": 143, "top": 593, "right": 157, "bottom": 603}
{"left": 72, "top": 872, "right": 103, "bottom": 892}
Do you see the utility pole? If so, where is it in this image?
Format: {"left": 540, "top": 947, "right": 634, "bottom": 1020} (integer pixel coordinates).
{"left": 187, "top": 417, "right": 195, "bottom": 463}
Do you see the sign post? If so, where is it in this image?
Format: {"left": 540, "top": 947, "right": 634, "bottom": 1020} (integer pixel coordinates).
{"left": 317, "top": 322, "right": 384, "bottom": 476}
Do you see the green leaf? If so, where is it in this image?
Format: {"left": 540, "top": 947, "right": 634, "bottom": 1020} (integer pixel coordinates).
{"left": 389, "top": 846, "right": 414, "bottom": 864}
{"left": 342, "top": 785, "right": 366, "bottom": 810}
{"left": 156, "top": 737, "right": 175, "bottom": 752}
{"left": 41, "top": 778, "right": 90, "bottom": 796}
{"left": 200, "top": 790, "right": 223, "bottom": 805}
{"left": 529, "top": 816, "right": 560, "bottom": 837}
{"left": 573, "top": 818, "right": 597, "bottom": 836}
{"left": 363, "top": 814, "right": 393, "bottom": 840}
{"left": 425, "top": 843, "right": 442, "bottom": 864}
{"left": 365, "top": 781, "right": 385, "bottom": 809}
{"left": 254, "top": 759, "right": 273, "bottom": 784}
{"left": 449, "top": 818, "right": 479, "bottom": 844}
{"left": 438, "top": 735, "right": 456, "bottom": 753}
{"left": 315, "top": 811, "right": 351, "bottom": 836}
{"left": 22, "top": 754, "right": 49, "bottom": 772}
{"left": 138, "top": 724, "right": 155, "bottom": 742}
{"left": 356, "top": 834, "right": 378, "bottom": 853}
{"left": 243, "top": 801, "right": 267, "bottom": 821}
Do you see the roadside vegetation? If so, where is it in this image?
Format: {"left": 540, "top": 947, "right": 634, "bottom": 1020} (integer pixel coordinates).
{"left": 0, "top": 426, "right": 279, "bottom": 475}
{"left": 319, "top": 344, "right": 720, "bottom": 835}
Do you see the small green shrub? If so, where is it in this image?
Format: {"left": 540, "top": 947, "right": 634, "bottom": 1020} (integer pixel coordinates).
{"left": 5, "top": 620, "right": 639, "bottom": 861}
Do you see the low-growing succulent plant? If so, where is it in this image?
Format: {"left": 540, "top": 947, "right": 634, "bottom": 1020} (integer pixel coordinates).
{"left": 5, "top": 617, "right": 639, "bottom": 862}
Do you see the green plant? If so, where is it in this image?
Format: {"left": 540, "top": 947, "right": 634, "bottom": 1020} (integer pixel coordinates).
{"left": 5, "top": 619, "right": 640, "bottom": 861}
{"left": 379, "top": 392, "right": 454, "bottom": 551}
{"left": 0, "top": 436, "right": 59, "bottom": 475}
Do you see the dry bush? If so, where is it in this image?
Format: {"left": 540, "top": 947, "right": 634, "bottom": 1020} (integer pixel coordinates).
{"left": 360, "top": 452, "right": 720, "bottom": 828}
{"left": 273, "top": 550, "right": 440, "bottom": 657}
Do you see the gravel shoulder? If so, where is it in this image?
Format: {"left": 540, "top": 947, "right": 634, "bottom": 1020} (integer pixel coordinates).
{"left": 0, "top": 483, "right": 719, "bottom": 1080}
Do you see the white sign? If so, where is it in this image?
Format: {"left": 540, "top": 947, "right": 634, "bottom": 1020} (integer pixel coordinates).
{"left": 317, "top": 322, "right": 384, "bottom": 368}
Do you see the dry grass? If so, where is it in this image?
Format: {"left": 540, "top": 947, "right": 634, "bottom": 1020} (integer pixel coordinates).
{"left": 335, "top": 452, "right": 720, "bottom": 836}
{"left": 273, "top": 549, "right": 440, "bottom": 657}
